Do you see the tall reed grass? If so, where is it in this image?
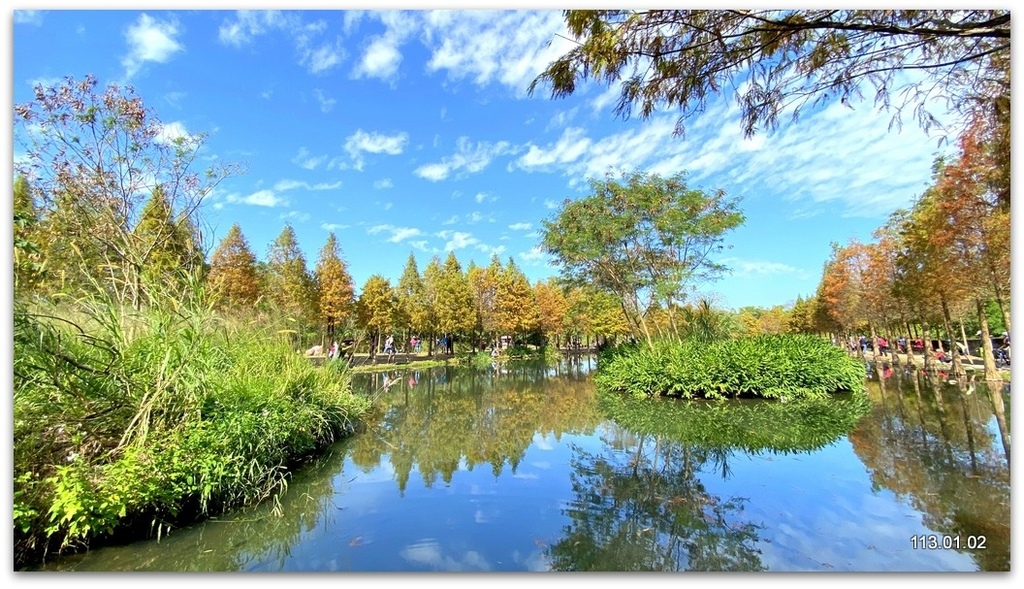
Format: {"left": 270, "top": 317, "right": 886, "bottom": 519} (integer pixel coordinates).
{"left": 13, "top": 292, "right": 369, "bottom": 568}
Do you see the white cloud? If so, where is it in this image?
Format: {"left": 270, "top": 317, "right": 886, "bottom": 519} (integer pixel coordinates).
{"left": 373, "top": 178, "right": 394, "bottom": 189}
{"left": 719, "top": 257, "right": 802, "bottom": 278}
{"left": 321, "top": 222, "right": 350, "bottom": 232}
{"left": 437, "top": 230, "right": 479, "bottom": 251}
{"left": 368, "top": 224, "right": 422, "bottom": 243}
{"left": 414, "top": 136, "right": 514, "bottom": 181}
{"left": 306, "top": 41, "right": 344, "bottom": 74}
{"left": 543, "top": 199, "right": 560, "bottom": 210}
{"left": 154, "top": 121, "right": 193, "bottom": 145}
{"left": 343, "top": 129, "right": 409, "bottom": 171}
{"left": 422, "top": 10, "right": 576, "bottom": 98}
{"left": 122, "top": 14, "right": 184, "bottom": 78}
{"left": 508, "top": 222, "right": 532, "bottom": 231}
{"left": 352, "top": 11, "right": 419, "bottom": 82}
{"left": 225, "top": 189, "right": 287, "bottom": 208}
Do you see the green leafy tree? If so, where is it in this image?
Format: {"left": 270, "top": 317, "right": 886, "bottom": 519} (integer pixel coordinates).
{"left": 531, "top": 10, "right": 1009, "bottom": 140}
{"left": 206, "top": 223, "right": 261, "bottom": 311}
{"left": 314, "top": 233, "right": 356, "bottom": 342}
{"left": 434, "top": 252, "right": 477, "bottom": 348}
{"left": 395, "top": 253, "right": 432, "bottom": 343}
{"left": 541, "top": 170, "right": 744, "bottom": 347}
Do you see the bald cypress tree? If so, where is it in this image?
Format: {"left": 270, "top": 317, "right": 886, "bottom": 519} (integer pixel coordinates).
{"left": 207, "top": 223, "right": 261, "bottom": 311}
{"left": 314, "top": 232, "right": 356, "bottom": 342}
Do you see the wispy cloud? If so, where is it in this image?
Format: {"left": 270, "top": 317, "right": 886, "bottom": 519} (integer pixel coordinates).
{"left": 273, "top": 179, "right": 343, "bottom": 192}
{"left": 414, "top": 136, "right": 514, "bottom": 181}
{"left": 291, "top": 147, "right": 327, "bottom": 170}
{"left": 368, "top": 224, "right": 422, "bottom": 243}
{"left": 421, "top": 10, "right": 576, "bottom": 98}
{"left": 224, "top": 189, "right": 287, "bottom": 208}
{"left": 373, "top": 178, "right": 394, "bottom": 189}
{"left": 508, "top": 222, "right": 532, "bottom": 231}
{"left": 312, "top": 89, "right": 336, "bottom": 113}
{"left": 15, "top": 10, "right": 43, "bottom": 26}
{"left": 218, "top": 11, "right": 345, "bottom": 74}
{"left": 321, "top": 222, "right": 350, "bottom": 232}
{"left": 341, "top": 129, "right": 409, "bottom": 171}
{"left": 122, "top": 13, "right": 183, "bottom": 78}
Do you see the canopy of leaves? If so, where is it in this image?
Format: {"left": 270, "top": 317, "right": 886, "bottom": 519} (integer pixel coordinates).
{"left": 531, "top": 10, "right": 1010, "bottom": 139}
{"left": 314, "top": 233, "right": 356, "bottom": 336}
{"left": 541, "top": 170, "right": 743, "bottom": 343}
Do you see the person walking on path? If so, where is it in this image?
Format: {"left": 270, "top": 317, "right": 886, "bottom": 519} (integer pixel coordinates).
{"left": 384, "top": 334, "right": 396, "bottom": 364}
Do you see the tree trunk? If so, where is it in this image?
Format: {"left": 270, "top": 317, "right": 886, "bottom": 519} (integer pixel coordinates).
{"left": 976, "top": 298, "right": 1002, "bottom": 381}
{"left": 939, "top": 295, "right": 966, "bottom": 378}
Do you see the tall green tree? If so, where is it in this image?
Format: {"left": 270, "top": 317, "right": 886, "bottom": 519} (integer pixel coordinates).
{"left": 434, "top": 252, "right": 477, "bottom": 348}
{"left": 531, "top": 10, "right": 1009, "bottom": 140}
{"left": 541, "top": 170, "right": 744, "bottom": 347}
{"left": 206, "top": 223, "right": 261, "bottom": 311}
{"left": 395, "top": 253, "right": 432, "bottom": 342}
{"left": 314, "top": 233, "right": 356, "bottom": 342}
{"left": 132, "top": 185, "right": 204, "bottom": 301}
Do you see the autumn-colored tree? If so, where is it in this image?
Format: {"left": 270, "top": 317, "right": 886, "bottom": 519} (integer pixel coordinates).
{"left": 356, "top": 274, "right": 397, "bottom": 360}
{"left": 468, "top": 255, "right": 502, "bottom": 345}
{"left": 314, "top": 233, "right": 356, "bottom": 342}
{"left": 494, "top": 257, "right": 539, "bottom": 339}
{"left": 207, "top": 223, "right": 261, "bottom": 311}
{"left": 265, "top": 224, "right": 318, "bottom": 326}
{"left": 13, "top": 75, "right": 239, "bottom": 307}
{"left": 534, "top": 278, "right": 569, "bottom": 346}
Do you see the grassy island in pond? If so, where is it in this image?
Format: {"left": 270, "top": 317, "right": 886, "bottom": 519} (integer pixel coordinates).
{"left": 594, "top": 334, "right": 866, "bottom": 400}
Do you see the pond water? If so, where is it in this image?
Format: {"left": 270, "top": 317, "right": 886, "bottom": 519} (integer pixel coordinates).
{"left": 37, "top": 356, "right": 1010, "bottom": 572}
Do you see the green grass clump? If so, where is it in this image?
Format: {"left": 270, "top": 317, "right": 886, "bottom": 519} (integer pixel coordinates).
{"left": 594, "top": 334, "right": 865, "bottom": 400}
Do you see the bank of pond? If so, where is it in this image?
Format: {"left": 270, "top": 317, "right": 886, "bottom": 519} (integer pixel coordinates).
{"left": 14, "top": 331, "right": 1008, "bottom": 571}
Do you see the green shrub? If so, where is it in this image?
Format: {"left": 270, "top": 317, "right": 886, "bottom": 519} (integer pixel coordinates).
{"left": 594, "top": 334, "right": 865, "bottom": 400}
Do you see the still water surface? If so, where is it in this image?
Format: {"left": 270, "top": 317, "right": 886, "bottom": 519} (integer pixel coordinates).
{"left": 40, "top": 356, "right": 1010, "bottom": 572}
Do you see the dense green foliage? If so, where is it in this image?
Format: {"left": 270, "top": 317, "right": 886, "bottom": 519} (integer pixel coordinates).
{"left": 13, "top": 298, "right": 369, "bottom": 567}
{"left": 594, "top": 334, "right": 865, "bottom": 400}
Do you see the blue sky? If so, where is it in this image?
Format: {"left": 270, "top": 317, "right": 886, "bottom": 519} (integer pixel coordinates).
{"left": 10, "top": 7, "right": 959, "bottom": 311}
